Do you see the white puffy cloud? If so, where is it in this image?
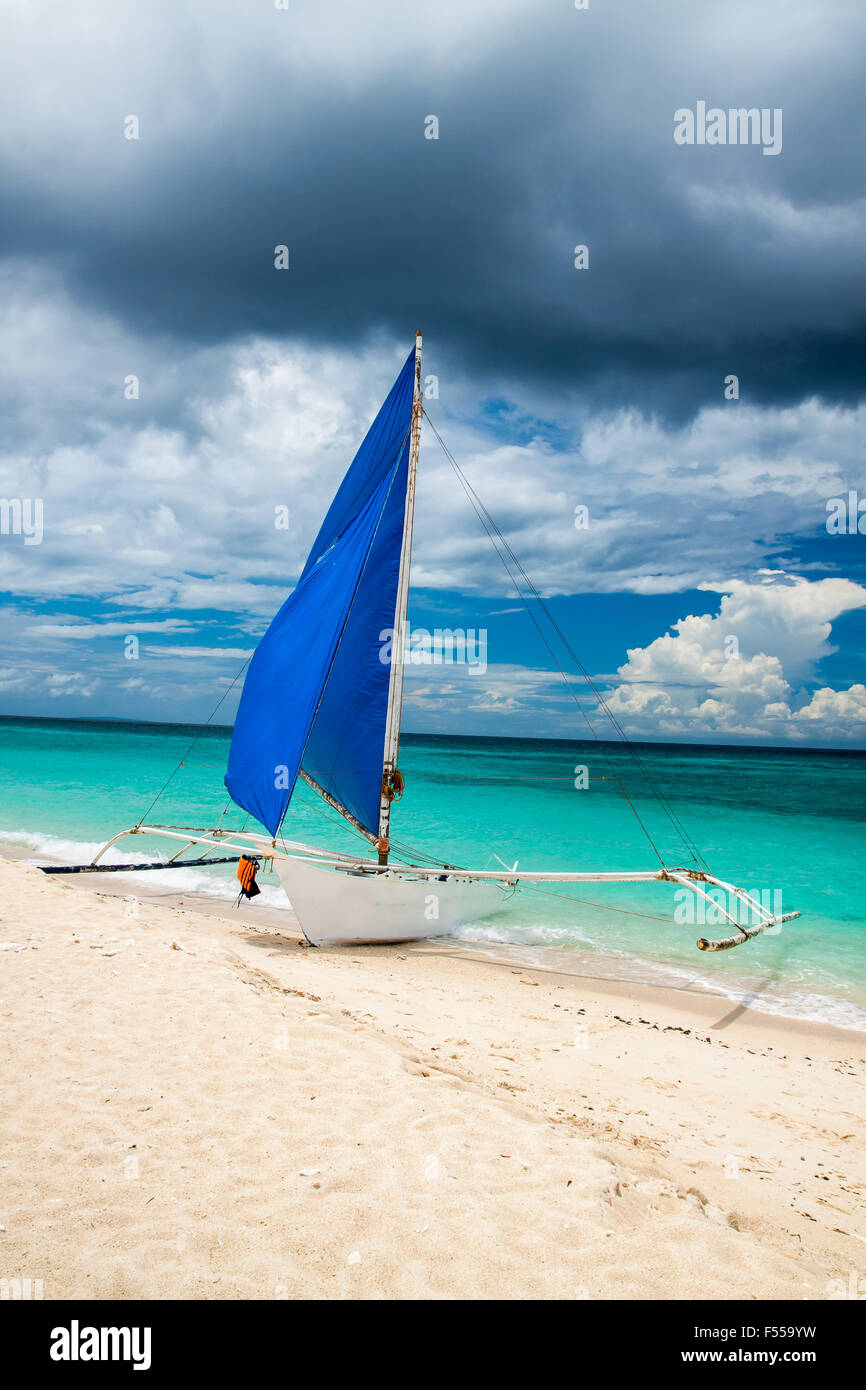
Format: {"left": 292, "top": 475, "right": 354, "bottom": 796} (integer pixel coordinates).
{"left": 605, "top": 572, "right": 866, "bottom": 740}
{"left": 0, "top": 668, "right": 29, "bottom": 693}
{"left": 400, "top": 661, "right": 574, "bottom": 734}
{"left": 797, "top": 683, "right": 866, "bottom": 729}
{"left": 44, "top": 672, "right": 101, "bottom": 699}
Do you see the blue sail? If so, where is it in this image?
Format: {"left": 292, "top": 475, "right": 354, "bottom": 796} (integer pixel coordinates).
{"left": 224, "top": 348, "right": 416, "bottom": 838}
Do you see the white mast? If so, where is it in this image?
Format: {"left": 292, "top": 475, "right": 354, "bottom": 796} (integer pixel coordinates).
{"left": 378, "top": 331, "right": 423, "bottom": 863}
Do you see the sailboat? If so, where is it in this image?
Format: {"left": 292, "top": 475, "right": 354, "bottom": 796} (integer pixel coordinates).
{"left": 75, "top": 335, "right": 799, "bottom": 951}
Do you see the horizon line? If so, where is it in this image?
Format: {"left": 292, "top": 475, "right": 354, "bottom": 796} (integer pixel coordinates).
{"left": 0, "top": 711, "right": 864, "bottom": 757}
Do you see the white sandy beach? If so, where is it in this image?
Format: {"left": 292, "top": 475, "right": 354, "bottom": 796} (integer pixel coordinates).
{"left": 1, "top": 854, "right": 863, "bottom": 1300}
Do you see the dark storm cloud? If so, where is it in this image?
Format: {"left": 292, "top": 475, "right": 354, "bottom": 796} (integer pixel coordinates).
{"left": 1, "top": 0, "right": 864, "bottom": 419}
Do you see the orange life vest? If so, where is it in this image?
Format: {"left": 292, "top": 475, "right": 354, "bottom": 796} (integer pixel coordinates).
{"left": 236, "top": 855, "right": 261, "bottom": 898}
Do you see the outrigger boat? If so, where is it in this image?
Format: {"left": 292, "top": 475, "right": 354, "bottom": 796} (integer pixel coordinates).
{"left": 52, "top": 335, "right": 800, "bottom": 950}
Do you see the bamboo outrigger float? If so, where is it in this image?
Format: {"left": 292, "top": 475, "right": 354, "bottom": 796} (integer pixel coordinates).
{"left": 45, "top": 336, "right": 800, "bottom": 952}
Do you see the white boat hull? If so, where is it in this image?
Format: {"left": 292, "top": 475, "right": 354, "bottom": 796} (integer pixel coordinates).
{"left": 275, "top": 855, "right": 510, "bottom": 946}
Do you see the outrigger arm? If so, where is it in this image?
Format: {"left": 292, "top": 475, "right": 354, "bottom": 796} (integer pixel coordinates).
{"left": 36, "top": 823, "right": 802, "bottom": 954}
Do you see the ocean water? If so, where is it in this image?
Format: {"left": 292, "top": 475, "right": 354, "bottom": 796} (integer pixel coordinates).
{"left": 1, "top": 715, "right": 864, "bottom": 1030}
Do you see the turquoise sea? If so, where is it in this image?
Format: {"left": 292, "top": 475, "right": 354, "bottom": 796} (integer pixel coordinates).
{"left": 1, "top": 715, "right": 864, "bottom": 1030}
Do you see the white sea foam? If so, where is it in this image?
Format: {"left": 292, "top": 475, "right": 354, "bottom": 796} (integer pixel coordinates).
{"left": 452, "top": 918, "right": 866, "bottom": 1033}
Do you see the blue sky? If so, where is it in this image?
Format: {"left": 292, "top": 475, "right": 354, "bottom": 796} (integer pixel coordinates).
{"left": 0, "top": 0, "right": 864, "bottom": 747}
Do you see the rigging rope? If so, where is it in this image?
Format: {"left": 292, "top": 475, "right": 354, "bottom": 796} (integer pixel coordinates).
{"left": 135, "top": 656, "right": 251, "bottom": 827}
{"left": 424, "top": 409, "right": 711, "bottom": 874}
{"left": 519, "top": 880, "right": 676, "bottom": 925}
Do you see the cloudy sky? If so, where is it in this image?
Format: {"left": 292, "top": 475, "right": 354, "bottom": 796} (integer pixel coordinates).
{"left": 1, "top": 0, "right": 864, "bottom": 745}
